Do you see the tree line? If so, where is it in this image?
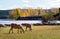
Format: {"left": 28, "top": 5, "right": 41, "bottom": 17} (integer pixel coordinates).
{"left": 9, "top": 8, "right": 59, "bottom": 20}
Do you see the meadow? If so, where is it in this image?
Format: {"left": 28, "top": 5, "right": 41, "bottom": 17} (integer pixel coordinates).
{"left": 0, "top": 25, "right": 60, "bottom": 39}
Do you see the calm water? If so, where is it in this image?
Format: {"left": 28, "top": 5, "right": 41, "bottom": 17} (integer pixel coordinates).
{"left": 0, "top": 19, "right": 60, "bottom": 25}
{"left": 0, "top": 19, "right": 42, "bottom": 24}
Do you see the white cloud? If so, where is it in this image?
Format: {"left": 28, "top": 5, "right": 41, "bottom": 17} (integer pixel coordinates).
{"left": 22, "top": 0, "right": 32, "bottom": 8}
{"left": 22, "top": 0, "right": 60, "bottom": 9}
{"left": 1, "top": 5, "right": 21, "bottom": 10}
{"left": 39, "top": 0, "right": 60, "bottom": 9}
{"left": 23, "top": 4, "right": 32, "bottom": 7}
{"left": 49, "top": 0, "right": 60, "bottom": 8}
{"left": 23, "top": 0, "right": 29, "bottom": 3}
{"left": 22, "top": 0, "right": 30, "bottom": 7}
{"left": 9, "top": 5, "right": 22, "bottom": 9}
{"left": 0, "top": 0, "right": 60, "bottom": 10}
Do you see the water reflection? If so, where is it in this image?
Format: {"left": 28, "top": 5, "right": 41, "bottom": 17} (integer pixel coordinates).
{"left": 0, "top": 19, "right": 60, "bottom": 25}
{"left": 0, "top": 19, "right": 42, "bottom": 24}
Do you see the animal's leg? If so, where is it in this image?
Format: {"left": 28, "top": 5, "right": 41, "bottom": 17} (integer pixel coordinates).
{"left": 22, "top": 28, "right": 24, "bottom": 33}
{"left": 9, "top": 28, "right": 12, "bottom": 34}
{"left": 25, "top": 26, "right": 27, "bottom": 31}
{"left": 20, "top": 30, "right": 22, "bottom": 33}
{"left": 20, "top": 26, "right": 25, "bottom": 33}
{"left": 30, "top": 27, "right": 32, "bottom": 31}
{"left": 17, "top": 29, "right": 19, "bottom": 33}
{"left": 12, "top": 29, "right": 13, "bottom": 33}
{"left": 29, "top": 26, "right": 32, "bottom": 31}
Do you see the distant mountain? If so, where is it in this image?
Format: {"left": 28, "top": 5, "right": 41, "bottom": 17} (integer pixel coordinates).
{"left": 0, "top": 10, "right": 11, "bottom": 16}
{"left": 0, "top": 10, "right": 11, "bottom": 19}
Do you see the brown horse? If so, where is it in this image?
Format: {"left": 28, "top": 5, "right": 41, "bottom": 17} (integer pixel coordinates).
{"left": 22, "top": 23, "right": 32, "bottom": 31}
{"left": 0, "top": 24, "right": 4, "bottom": 28}
{"left": 9, "top": 23, "right": 24, "bottom": 34}
{"left": 5, "top": 24, "right": 11, "bottom": 27}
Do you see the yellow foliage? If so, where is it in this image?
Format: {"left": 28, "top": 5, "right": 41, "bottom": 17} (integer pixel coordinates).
{"left": 20, "top": 11, "right": 29, "bottom": 17}
{"left": 51, "top": 8, "right": 59, "bottom": 14}
{"left": 10, "top": 9, "right": 17, "bottom": 16}
{"left": 16, "top": 8, "right": 21, "bottom": 16}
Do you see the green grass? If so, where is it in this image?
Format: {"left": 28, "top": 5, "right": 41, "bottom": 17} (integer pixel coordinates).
{"left": 0, "top": 25, "right": 60, "bottom": 39}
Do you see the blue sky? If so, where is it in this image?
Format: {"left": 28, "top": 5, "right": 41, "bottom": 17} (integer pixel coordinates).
{"left": 0, "top": 0, "right": 60, "bottom": 10}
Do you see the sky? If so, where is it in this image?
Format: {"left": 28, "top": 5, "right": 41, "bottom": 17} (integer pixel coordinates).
{"left": 0, "top": 0, "right": 60, "bottom": 10}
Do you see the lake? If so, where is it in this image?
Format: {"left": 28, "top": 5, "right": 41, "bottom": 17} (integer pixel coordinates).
{"left": 0, "top": 19, "right": 42, "bottom": 25}
{"left": 0, "top": 19, "right": 60, "bottom": 25}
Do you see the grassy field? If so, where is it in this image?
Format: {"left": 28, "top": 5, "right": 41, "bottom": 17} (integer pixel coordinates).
{"left": 0, "top": 25, "right": 60, "bottom": 39}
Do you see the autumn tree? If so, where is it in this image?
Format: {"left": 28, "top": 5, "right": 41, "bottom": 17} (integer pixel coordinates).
{"left": 42, "top": 13, "right": 54, "bottom": 20}
{"left": 32, "top": 9, "right": 38, "bottom": 16}
{"left": 28, "top": 8, "right": 33, "bottom": 16}
{"left": 51, "top": 8, "right": 59, "bottom": 14}
{"left": 21, "top": 10, "right": 29, "bottom": 17}
{"left": 42, "top": 13, "right": 54, "bottom": 24}
{"left": 9, "top": 9, "right": 19, "bottom": 20}
{"left": 16, "top": 8, "right": 21, "bottom": 17}
{"left": 37, "top": 7, "right": 44, "bottom": 16}
{"left": 28, "top": 8, "right": 38, "bottom": 16}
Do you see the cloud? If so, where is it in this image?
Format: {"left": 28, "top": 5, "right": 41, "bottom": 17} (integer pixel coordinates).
{"left": 23, "top": 1, "right": 29, "bottom": 3}
{"left": 48, "top": 0, "right": 60, "bottom": 8}
{"left": 23, "top": 0, "right": 29, "bottom": 3}
{"left": 22, "top": 0, "right": 32, "bottom": 8}
{"left": 23, "top": 4, "right": 33, "bottom": 7}
{"left": 0, "top": 0, "right": 60, "bottom": 10}
{"left": 9, "top": 5, "right": 22, "bottom": 9}
{"left": 1, "top": 5, "right": 21, "bottom": 10}
{"left": 38, "top": 0, "right": 60, "bottom": 9}
{"left": 23, "top": 0, "right": 60, "bottom": 9}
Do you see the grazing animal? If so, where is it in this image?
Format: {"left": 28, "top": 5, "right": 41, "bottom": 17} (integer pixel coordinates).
{"left": 0, "top": 24, "right": 4, "bottom": 28}
{"left": 9, "top": 23, "right": 24, "bottom": 34}
{"left": 22, "top": 23, "right": 32, "bottom": 31}
{"left": 5, "top": 24, "right": 11, "bottom": 27}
